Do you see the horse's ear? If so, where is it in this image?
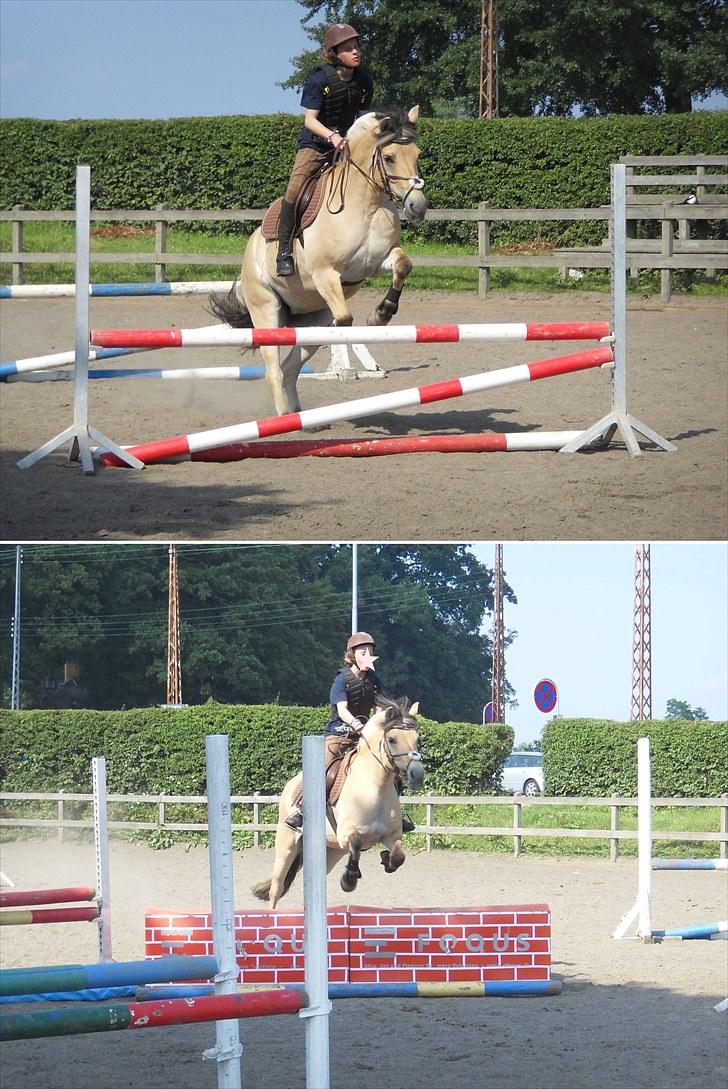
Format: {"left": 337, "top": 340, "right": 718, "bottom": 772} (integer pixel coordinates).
{"left": 377, "top": 115, "right": 396, "bottom": 137}
{"left": 409, "top": 701, "right": 419, "bottom": 717}
{"left": 408, "top": 106, "right": 420, "bottom": 124}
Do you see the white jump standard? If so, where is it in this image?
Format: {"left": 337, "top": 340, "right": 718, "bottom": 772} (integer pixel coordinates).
{"left": 614, "top": 737, "right": 728, "bottom": 943}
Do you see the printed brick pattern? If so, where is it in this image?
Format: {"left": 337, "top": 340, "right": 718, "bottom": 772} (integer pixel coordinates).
{"left": 145, "top": 903, "right": 552, "bottom": 984}
{"left": 348, "top": 904, "right": 551, "bottom": 983}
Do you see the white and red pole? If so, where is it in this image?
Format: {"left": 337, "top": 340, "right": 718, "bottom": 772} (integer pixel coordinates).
{"left": 90, "top": 321, "right": 612, "bottom": 350}
{"left": 100, "top": 347, "right": 613, "bottom": 467}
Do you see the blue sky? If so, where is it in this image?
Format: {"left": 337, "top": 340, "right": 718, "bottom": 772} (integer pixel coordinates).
{"left": 469, "top": 542, "right": 728, "bottom": 745}
{"left": 1, "top": 0, "right": 726, "bottom": 120}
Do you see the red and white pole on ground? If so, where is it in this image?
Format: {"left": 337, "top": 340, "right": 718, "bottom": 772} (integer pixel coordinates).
{"left": 185, "top": 431, "right": 587, "bottom": 462}
{"left": 100, "top": 347, "right": 613, "bottom": 467}
{"left": 90, "top": 321, "right": 612, "bottom": 350}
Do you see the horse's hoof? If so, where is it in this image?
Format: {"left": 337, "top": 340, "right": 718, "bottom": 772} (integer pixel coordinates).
{"left": 380, "top": 850, "right": 391, "bottom": 871}
{"left": 340, "top": 872, "right": 358, "bottom": 892}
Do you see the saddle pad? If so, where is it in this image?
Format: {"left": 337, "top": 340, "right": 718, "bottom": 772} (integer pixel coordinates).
{"left": 261, "top": 175, "right": 328, "bottom": 242}
{"left": 326, "top": 745, "right": 356, "bottom": 808}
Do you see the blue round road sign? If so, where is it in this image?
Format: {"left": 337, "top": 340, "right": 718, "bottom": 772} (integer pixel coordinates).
{"left": 534, "top": 679, "right": 558, "bottom": 713}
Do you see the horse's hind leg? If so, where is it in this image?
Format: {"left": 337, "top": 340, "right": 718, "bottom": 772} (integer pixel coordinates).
{"left": 368, "top": 247, "right": 413, "bottom": 326}
{"left": 268, "top": 827, "right": 302, "bottom": 910}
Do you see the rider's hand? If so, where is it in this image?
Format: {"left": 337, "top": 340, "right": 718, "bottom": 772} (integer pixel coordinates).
{"left": 329, "top": 132, "right": 345, "bottom": 150}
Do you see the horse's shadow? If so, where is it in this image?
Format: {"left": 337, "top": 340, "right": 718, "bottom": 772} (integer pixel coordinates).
{"left": 346, "top": 406, "right": 528, "bottom": 437}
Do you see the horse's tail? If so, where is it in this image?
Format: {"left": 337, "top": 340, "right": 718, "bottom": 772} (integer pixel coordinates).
{"left": 207, "top": 283, "right": 254, "bottom": 328}
{"left": 250, "top": 849, "right": 304, "bottom": 903}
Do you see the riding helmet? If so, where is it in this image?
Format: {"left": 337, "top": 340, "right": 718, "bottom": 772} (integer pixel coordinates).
{"left": 324, "top": 23, "right": 360, "bottom": 51}
{"left": 347, "top": 631, "right": 376, "bottom": 652}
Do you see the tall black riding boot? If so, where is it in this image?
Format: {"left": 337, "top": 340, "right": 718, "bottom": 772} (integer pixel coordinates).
{"left": 276, "top": 199, "right": 296, "bottom": 277}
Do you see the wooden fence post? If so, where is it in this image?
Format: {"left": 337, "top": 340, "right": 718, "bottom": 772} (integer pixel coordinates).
{"left": 155, "top": 205, "right": 167, "bottom": 283}
{"left": 12, "top": 206, "right": 24, "bottom": 285}
{"left": 478, "top": 201, "right": 491, "bottom": 299}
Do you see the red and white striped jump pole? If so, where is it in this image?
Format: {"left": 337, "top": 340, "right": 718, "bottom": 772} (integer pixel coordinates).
{"left": 186, "top": 431, "right": 587, "bottom": 462}
{"left": 100, "top": 346, "right": 613, "bottom": 467}
{"left": 91, "top": 320, "right": 611, "bottom": 350}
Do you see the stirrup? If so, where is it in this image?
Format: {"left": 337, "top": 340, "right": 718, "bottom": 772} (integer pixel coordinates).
{"left": 401, "top": 814, "right": 415, "bottom": 833}
{"left": 284, "top": 810, "right": 303, "bottom": 830}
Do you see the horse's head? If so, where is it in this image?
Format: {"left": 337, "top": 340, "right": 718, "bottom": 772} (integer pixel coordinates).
{"left": 366, "top": 695, "right": 425, "bottom": 789}
{"left": 352, "top": 106, "right": 427, "bottom": 222}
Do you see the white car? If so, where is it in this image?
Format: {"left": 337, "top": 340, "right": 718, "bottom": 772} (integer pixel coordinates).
{"left": 501, "top": 752, "right": 544, "bottom": 796}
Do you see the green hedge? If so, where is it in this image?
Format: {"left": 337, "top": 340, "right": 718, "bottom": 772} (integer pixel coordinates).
{"left": 0, "top": 704, "right": 513, "bottom": 797}
{"left": 542, "top": 717, "right": 728, "bottom": 797}
{"left": 1, "top": 113, "right": 726, "bottom": 245}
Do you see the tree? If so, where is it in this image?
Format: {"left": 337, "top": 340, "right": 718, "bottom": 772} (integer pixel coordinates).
{"left": 665, "top": 698, "right": 710, "bottom": 720}
{"left": 283, "top": 0, "right": 727, "bottom": 115}
{"left": 0, "top": 543, "right": 501, "bottom": 723}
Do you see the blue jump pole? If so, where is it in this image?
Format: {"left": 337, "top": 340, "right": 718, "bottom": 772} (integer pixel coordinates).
{"left": 652, "top": 859, "right": 728, "bottom": 871}
{"left": 0, "top": 955, "right": 217, "bottom": 998}
{"left": 136, "top": 979, "right": 562, "bottom": 1001}
{"left": 651, "top": 921, "right": 728, "bottom": 941}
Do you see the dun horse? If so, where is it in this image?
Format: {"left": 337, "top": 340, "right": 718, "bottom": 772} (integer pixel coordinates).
{"left": 252, "top": 697, "right": 424, "bottom": 910}
{"left": 209, "top": 107, "right": 426, "bottom": 416}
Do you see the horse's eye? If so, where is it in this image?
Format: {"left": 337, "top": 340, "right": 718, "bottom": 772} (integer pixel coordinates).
{"left": 384, "top": 154, "right": 395, "bottom": 164}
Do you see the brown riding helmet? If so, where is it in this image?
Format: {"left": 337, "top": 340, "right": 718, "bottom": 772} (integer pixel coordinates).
{"left": 324, "top": 23, "right": 360, "bottom": 52}
{"left": 347, "top": 631, "right": 376, "bottom": 652}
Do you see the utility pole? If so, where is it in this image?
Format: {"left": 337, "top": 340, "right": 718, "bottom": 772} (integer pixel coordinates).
{"left": 10, "top": 546, "right": 22, "bottom": 710}
{"left": 479, "top": 0, "right": 499, "bottom": 118}
{"left": 630, "top": 544, "right": 652, "bottom": 721}
{"left": 351, "top": 543, "right": 358, "bottom": 633}
{"left": 166, "top": 543, "right": 182, "bottom": 707}
{"left": 492, "top": 543, "right": 505, "bottom": 723}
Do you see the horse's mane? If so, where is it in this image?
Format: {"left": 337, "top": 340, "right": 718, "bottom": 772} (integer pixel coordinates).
{"left": 375, "top": 694, "right": 418, "bottom": 727}
{"left": 347, "top": 109, "right": 418, "bottom": 147}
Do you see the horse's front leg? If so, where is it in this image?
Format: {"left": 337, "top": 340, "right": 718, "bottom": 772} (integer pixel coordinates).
{"left": 368, "top": 247, "right": 413, "bottom": 326}
{"left": 309, "top": 269, "right": 353, "bottom": 327}
{"left": 379, "top": 831, "right": 406, "bottom": 874}
{"left": 340, "top": 832, "right": 364, "bottom": 892}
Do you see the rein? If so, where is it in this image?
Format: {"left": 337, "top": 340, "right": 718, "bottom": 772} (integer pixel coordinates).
{"left": 325, "top": 135, "right": 422, "bottom": 215}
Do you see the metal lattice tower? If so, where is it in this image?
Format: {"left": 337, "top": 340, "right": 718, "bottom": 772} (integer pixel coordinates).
{"left": 630, "top": 545, "right": 652, "bottom": 721}
{"left": 479, "top": 0, "right": 499, "bottom": 118}
{"left": 166, "top": 543, "right": 182, "bottom": 706}
{"left": 492, "top": 543, "right": 505, "bottom": 723}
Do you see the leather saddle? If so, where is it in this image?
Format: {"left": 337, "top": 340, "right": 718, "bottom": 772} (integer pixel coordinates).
{"left": 262, "top": 168, "right": 330, "bottom": 243}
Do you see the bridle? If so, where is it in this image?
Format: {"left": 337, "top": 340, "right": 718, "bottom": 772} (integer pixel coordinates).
{"left": 358, "top": 720, "right": 422, "bottom": 778}
{"left": 325, "top": 135, "right": 424, "bottom": 214}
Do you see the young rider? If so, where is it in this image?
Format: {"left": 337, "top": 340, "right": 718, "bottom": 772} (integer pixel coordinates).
{"left": 285, "top": 632, "right": 415, "bottom": 832}
{"left": 276, "top": 23, "right": 374, "bottom": 277}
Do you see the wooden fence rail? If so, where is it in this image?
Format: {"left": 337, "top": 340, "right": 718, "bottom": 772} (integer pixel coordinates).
{"left": 2, "top": 790, "right": 726, "bottom": 861}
